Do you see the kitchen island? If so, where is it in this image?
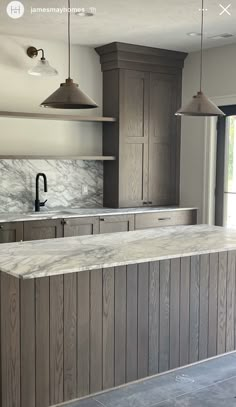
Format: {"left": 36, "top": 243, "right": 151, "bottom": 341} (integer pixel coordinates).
{"left": 0, "top": 225, "right": 236, "bottom": 407}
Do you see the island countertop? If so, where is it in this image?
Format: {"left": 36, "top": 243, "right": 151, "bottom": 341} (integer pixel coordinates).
{"left": 0, "top": 224, "right": 236, "bottom": 279}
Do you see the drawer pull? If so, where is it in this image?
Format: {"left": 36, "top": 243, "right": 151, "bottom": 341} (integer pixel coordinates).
{"left": 0, "top": 225, "right": 2, "bottom": 229}
{"left": 143, "top": 202, "right": 148, "bottom": 205}
{"left": 61, "top": 220, "right": 67, "bottom": 225}
{"left": 100, "top": 218, "right": 105, "bottom": 221}
{"left": 158, "top": 217, "right": 171, "bottom": 221}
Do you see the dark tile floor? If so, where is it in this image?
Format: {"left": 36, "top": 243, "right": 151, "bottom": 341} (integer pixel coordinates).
{"left": 58, "top": 353, "right": 236, "bottom": 407}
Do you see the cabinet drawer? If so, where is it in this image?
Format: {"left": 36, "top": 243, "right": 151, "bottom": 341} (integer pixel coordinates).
{"left": 135, "top": 210, "right": 197, "bottom": 230}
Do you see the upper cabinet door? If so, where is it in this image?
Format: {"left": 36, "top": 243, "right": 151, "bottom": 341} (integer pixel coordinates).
{"left": 119, "top": 70, "right": 149, "bottom": 207}
{"left": 148, "top": 73, "right": 181, "bottom": 206}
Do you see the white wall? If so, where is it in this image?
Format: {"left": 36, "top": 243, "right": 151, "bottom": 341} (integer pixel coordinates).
{"left": 180, "top": 42, "right": 236, "bottom": 223}
{"left": 0, "top": 35, "right": 103, "bottom": 155}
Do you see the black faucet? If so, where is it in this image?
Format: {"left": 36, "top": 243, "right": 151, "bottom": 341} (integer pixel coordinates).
{"left": 35, "top": 173, "right": 48, "bottom": 212}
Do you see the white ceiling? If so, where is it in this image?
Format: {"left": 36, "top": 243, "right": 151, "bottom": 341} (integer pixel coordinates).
{"left": 1, "top": 0, "right": 236, "bottom": 52}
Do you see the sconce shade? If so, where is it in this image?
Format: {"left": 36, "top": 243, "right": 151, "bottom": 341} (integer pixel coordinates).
{"left": 175, "top": 91, "right": 225, "bottom": 117}
{"left": 40, "top": 78, "right": 98, "bottom": 109}
{"left": 28, "top": 59, "right": 58, "bottom": 77}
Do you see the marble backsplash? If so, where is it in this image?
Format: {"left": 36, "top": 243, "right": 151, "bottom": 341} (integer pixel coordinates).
{"left": 0, "top": 159, "right": 103, "bottom": 213}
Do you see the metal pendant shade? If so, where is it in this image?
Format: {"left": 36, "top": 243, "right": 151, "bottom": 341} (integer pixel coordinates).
{"left": 176, "top": 91, "right": 225, "bottom": 117}
{"left": 175, "top": 0, "right": 224, "bottom": 117}
{"left": 41, "top": 0, "right": 97, "bottom": 109}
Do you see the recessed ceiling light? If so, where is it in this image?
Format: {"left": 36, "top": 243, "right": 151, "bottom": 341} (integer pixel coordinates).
{"left": 187, "top": 32, "right": 201, "bottom": 37}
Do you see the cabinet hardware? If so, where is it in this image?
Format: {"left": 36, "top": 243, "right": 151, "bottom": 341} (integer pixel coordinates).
{"left": 100, "top": 218, "right": 105, "bottom": 221}
{"left": 148, "top": 201, "right": 153, "bottom": 205}
{"left": 158, "top": 217, "right": 171, "bottom": 221}
{"left": 61, "top": 220, "right": 67, "bottom": 225}
{"left": 143, "top": 201, "right": 148, "bottom": 205}
{"left": 0, "top": 225, "right": 2, "bottom": 229}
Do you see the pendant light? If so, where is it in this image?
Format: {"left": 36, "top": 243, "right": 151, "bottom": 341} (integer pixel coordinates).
{"left": 175, "top": 0, "right": 225, "bottom": 117}
{"left": 41, "top": 0, "right": 98, "bottom": 109}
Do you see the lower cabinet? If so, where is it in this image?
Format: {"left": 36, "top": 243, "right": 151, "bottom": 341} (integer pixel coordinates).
{"left": 24, "top": 219, "right": 63, "bottom": 241}
{"left": 99, "top": 215, "right": 135, "bottom": 233}
{"left": 63, "top": 217, "right": 99, "bottom": 237}
{"left": 135, "top": 209, "right": 197, "bottom": 230}
{"left": 0, "top": 222, "right": 23, "bottom": 243}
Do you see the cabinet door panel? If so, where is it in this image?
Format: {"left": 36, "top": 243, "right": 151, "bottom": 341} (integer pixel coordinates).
{"left": 24, "top": 220, "right": 63, "bottom": 241}
{"left": 0, "top": 222, "right": 23, "bottom": 243}
{"left": 149, "top": 73, "right": 181, "bottom": 205}
{"left": 64, "top": 217, "right": 99, "bottom": 237}
{"left": 99, "top": 215, "right": 134, "bottom": 234}
{"left": 119, "top": 70, "right": 149, "bottom": 207}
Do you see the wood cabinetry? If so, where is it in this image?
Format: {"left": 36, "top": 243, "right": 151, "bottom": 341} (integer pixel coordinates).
{"left": 63, "top": 217, "right": 99, "bottom": 237}
{"left": 99, "top": 215, "right": 134, "bottom": 233}
{"left": 24, "top": 219, "right": 63, "bottom": 241}
{"left": 135, "top": 209, "right": 197, "bottom": 230}
{"left": 96, "top": 42, "right": 187, "bottom": 208}
{"left": 0, "top": 222, "right": 23, "bottom": 243}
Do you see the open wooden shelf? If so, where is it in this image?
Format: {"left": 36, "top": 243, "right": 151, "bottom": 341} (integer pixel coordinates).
{"left": 0, "top": 155, "right": 116, "bottom": 161}
{"left": 0, "top": 111, "right": 116, "bottom": 123}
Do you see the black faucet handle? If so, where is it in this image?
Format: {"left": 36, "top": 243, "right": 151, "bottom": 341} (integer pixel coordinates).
{"left": 40, "top": 199, "right": 48, "bottom": 207}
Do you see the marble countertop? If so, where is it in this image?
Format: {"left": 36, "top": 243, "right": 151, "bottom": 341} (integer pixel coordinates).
{"left": 0, "top": 224, "right": 235, "bottom": 280}
{"left": 0, "top": 206, "right": 197, "bottom": 223}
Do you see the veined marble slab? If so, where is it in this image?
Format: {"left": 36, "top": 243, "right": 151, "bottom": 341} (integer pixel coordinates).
{"left": 0, "top": 225, "right": 235, "bottom": 280}
{"left": 0, "top": 206, "right": 197, "bottom": 223}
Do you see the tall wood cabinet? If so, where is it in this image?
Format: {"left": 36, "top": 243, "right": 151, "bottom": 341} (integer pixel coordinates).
{"left": 96, "top": 42, "right": 187, "bottom": 208}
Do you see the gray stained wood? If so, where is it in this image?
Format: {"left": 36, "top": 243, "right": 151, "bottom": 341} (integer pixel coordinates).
{"left": 24, "top": 219, "right": 63, "bottom": 241}
{"left": 0, "top": 221, "right": 23, "bottom": 243}
{"left": 64, "top": 217, "right": 99, "bottom": 237}
{"left": 99, "top": 215, "right": 135, "bottom": 233}
{"left": 1, "top": 251, "right": 236, "bottom": 407}
{"left": 97, "top": 42, "right": 186, "bottom": 208}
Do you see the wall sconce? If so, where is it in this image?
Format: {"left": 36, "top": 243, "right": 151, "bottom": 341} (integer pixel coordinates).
{"left": 26, "top": 46, "right": 58, "bottom": 77}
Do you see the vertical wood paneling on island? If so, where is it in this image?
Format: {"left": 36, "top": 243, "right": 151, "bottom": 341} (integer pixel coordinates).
{"left": 226, "top": 251, "right": 235, "bottom": 352}
{"left": 199, "top": 254, "right": 209, "bottom": 360}
{"left": 1, "top": 251, "right": 236, "bottom": 407}
{"left": 208, "top": 253, "right": 219, "bottom": 357}
{"left": 179, "top": 257, "right": 190, "bottom": 366}
{"left": 90, "top": 269, "right": 103, "bottom": 393}
{"left": 0, "top": 273, "right": 20, "bottom": 407}
{"left": 103, "top": 268, "right": 115, "bottom": 389}
{"left": 170, "top": 258, "right": 180, "bottom": 370}
{"left": 159, "top": 260, "right": 170, "bottom": 372}
{"left": 20, "top": 279, "right": 35, "bottom": 407}
{"left": 126, "top": 264, "right": 138, "bottom": 382}
{"left": 137, "top": 263, "right": 149, "bottom": 379}
{"left": 114, "top": 266, "right": 127, "bottom": 386}
{"left": 189, "top": 256, "right": 200, "bottom": 363}
{"left": 77, "top": 271, "right": 90, "bottom": 397}
{"left": 149, "top": 261, "right": 160, "bottom": 375}
{"left": 50, "top": 276, "right": 64, "bottom": 405}
{"left": 35, "top": 277, "right": 50, "bottom": 407}
{"left": 217, "top": 252, "right": 227, "bottom": 355}
{"left": 64, "top": 274, "right": 77, "bottom": 401}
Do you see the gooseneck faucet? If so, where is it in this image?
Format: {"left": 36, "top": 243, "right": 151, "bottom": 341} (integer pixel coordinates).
{"left": 35, "top": 173, "right": 48, "bottom": 212}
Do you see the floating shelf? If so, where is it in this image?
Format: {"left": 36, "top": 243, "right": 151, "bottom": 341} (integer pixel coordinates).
{"left": 0, "top": 155, "right": 116, "bottom": 161}
{"left": 0, "top": 111, "right": 116, "bottom": 123}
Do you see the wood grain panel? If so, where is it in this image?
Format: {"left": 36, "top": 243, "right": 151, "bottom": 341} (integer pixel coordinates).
{"left": 50, "top": 276, "right": 64, "bottom": 405}
{"left": 226, "top": 251, "right": 235, "bottom": 352}
{"left": 208, "top": 253, "right": 219, "bottom": 357}
{"left": 199, "top": 254, "right": 209, "bottom": 360}
{"left": 126, "top": 264, "right": 138, "bottom": 381}
{"left": 179, "top": 257, "right": 190, "bottom": 366}
{"left": 189, "top": 256, "right": 200, "bottom": 363}
{"left": 137, "top": 263, "right": 149, "bottom": 378}
{"left": 103, "top": 268, "right": 115, "bottom": 389}
{"left": 114, "top": 266, "right": 127, "bottom": 386}
{"left": 64, "top": 274, "right": 77, "bottom": 400}
{"left": 90, "top": 270, "right": 103, "bottom": 393}
{"left": 159, "top": 260, "right": 170, "bottom": 372}
{"left": 217, "top": 252, "right": 227, "bottom": 355}
{"left": 170, "top": 258, "right": 180, "bottom": 369}
{"left": 77, "top": 271, "right": 90, "bottom": 397}
{"left": 20, "top": 279, "right": 35, "bottom": 407}
{"left": 149, "top": 262, "right": 160, "bottom": 375}
{"left": 1, "top": 273, "right": 20, "bottom": 407}
{"left": 35, "top": 277, "right": 50, "bottom": 407}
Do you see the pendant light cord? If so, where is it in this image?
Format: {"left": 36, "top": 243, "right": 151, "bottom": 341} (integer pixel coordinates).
{"left": 68, "top": 0, "right": 71, "bottom": 79}
{"left": 200, "top": 0, "right": 204, "bottom": 92}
